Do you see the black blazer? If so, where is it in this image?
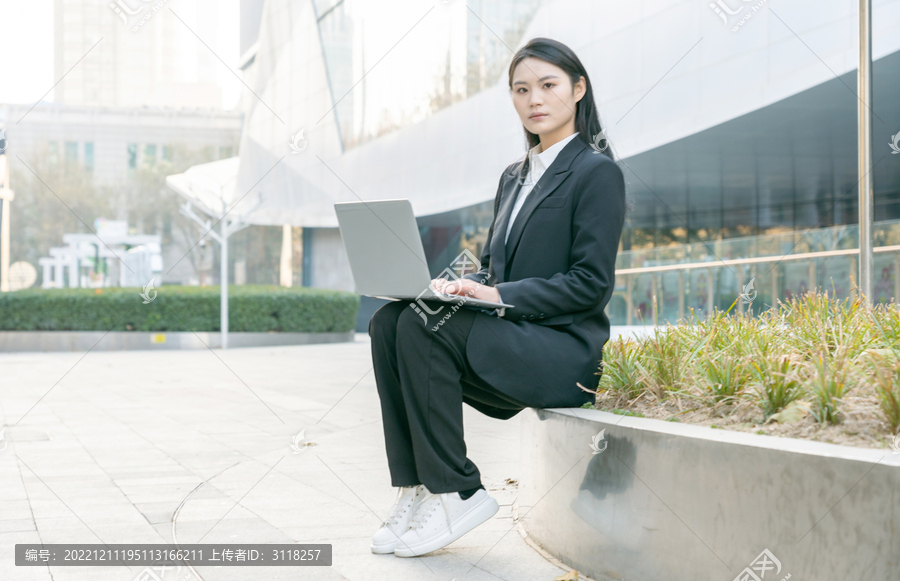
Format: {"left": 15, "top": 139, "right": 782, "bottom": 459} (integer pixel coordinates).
{"left": 460, "top": 135, "right": 626, "bottom": 419}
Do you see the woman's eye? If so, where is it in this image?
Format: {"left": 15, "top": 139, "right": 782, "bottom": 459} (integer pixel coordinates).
{"left": 544, "top": 82, "right": 554, "bottom": 89}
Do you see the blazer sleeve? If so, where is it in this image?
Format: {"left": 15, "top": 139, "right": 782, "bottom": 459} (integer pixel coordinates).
{"left": 462, "top": 165, "right": 509, "bottom": 286}
{"left": 491, "top": 158, "right": 626, "bottom": 320}
{"left": 495, "top": 288, "right": 507, "bottom": 318}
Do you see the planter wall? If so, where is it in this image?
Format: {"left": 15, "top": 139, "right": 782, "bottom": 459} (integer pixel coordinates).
{"left": 518, "top": 408, "right": 899, "bottom": 581}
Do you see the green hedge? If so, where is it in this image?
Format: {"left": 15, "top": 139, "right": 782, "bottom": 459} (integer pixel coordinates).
{"left": 0, "top": 285, "right": 360, "bottom": 333}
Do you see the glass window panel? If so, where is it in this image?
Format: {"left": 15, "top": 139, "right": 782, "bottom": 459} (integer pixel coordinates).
{"left": 127, "top": 143, "right": 137, "bottom": 169}
{"left": 143, "top": 144, "right": 157, "bottom": 165}
{"left": 84, "top": 142, "right": 94, "bottom": 171}
{"left": 64, "top": 141, "right": 78, "bottom": 162}
{"left": 317, "top": 0, "right": 547, "bottom": 150}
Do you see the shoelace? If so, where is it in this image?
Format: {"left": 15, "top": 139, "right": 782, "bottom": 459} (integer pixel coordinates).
{"left": 384, "top": 486, "right": 419, "bottom": 527}
{"left": 408, "top": 492, "right": 453, "bottom": 535}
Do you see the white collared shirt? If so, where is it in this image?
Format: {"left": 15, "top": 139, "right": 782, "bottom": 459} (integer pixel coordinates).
{"left": 504, "top": 131, "right": 580, "bottom": 244}
{"left": 495, "top": 131, "right": 579, "bottom": 317}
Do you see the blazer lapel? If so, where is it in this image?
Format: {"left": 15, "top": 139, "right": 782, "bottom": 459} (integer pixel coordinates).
{"left": 489, "top": 166, "right": 524, "bottom": 284}
{"left": 503, "top": 137, "right": 588, "bottom": 274}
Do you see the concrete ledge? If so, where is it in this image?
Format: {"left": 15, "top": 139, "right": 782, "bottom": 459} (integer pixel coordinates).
{"left": 0, "top": 330, "right": 355, "bottom": 352}
{"left": 518, "top": 407, "right": 900, "bottom": 581}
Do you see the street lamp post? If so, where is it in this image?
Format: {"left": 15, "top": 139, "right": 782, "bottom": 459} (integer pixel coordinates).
{"left": 0, "top": 152, "right": 14, "bottom": 293}
{"left": 179, "top": 201, "right": 255, "bottom": 349}
{"left": 858, "top": 0, "right": 874, "bottom": 304}
{"left": 221, "top": 217, "right": 229, "bottom": 348}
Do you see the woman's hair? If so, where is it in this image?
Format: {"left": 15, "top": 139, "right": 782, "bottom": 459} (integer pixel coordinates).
{"left": 507, "top": 37, "right": 617, "bottom": 167}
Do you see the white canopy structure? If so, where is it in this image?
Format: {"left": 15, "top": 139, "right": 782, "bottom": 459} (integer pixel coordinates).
{"left": 165, "top": 157, "right": 248, "bottom": 218}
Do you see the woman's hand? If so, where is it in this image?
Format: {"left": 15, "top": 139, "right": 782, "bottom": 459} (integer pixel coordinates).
{"left": 430, "top": 278, "right": 500, "bottom": 304}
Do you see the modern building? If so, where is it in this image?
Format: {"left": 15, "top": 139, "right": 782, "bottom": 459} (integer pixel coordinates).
{"left": 0, "top": 103, "right": 241, "bottom": 186}
{"left": 53, "top": 0, "right": 230, "bottom": 109}
{"left": 230, "top": 0, "right": 900, "bottom": 327}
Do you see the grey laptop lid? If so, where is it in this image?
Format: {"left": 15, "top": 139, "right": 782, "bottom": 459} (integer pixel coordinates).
{"left": 333, "top": 199, "right": 512, "bottom": 308}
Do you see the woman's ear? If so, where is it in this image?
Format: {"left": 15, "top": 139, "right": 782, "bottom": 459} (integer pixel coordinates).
{"left": 574, "top": 75, "right": 587, "bottom": 103}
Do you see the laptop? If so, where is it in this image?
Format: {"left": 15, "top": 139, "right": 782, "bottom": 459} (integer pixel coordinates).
{"left": 334, "top": 199, "right": 514, "bottom": 310}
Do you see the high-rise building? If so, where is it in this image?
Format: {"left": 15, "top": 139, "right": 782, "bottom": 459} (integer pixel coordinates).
{"left": 53, "top": 0, "right": 226, "bottom": 109}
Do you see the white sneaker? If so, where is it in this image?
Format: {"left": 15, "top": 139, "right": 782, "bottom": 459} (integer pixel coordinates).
{"left": 393, "top": 486, "right": 499, "bottom": 557}
{"left": 370, "top": 484, "right": 426, "bottom": 554}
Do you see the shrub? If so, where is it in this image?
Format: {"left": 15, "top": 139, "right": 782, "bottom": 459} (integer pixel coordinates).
{"left": 593, "top": 289, "right": 900, "bottom": 437}
{"left": 596, "top": 337, "right": 646, "bottom": 402}
{"left": 750, "top": 352, "right": 805, "bottom": 420}
{"left": 0, "top": 285, "right": 360, "bottom": 333}
{"left": 862, "top": 349, "right": 900, "bottom": 434}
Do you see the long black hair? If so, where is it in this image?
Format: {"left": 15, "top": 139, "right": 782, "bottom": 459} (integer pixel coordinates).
{"left": 507, "top": 37, "right": 617, "bottom": 172}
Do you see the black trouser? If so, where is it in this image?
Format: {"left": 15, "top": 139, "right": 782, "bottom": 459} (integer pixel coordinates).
{"left": 368, "top": 299, "right": 527, "bottom": 494}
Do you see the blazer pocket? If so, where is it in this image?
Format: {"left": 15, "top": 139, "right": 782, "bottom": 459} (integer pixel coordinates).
{"left": 537, "top": 196, "right": 567, "bottom": 209}
{"left": 533, "top": 312, "right": 574, "bottom": 326}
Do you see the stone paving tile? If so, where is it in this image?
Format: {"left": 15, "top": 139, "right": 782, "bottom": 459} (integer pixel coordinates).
{"left": 176, "top": 517, "right": 296, "bottom": 543}
{"left": 0, "top": 531, "right": 50, "bottom": 581}
{"left": 24, "top": 486, "right": 123, "bottom": 501}
{"left": 132, "top": 502, "right": 179, "bottom": 526}
{"left": 113, "top": 476, "right": 203, "bottom": 488}
{"left": 173, "top": 506, "right": 261, "bottom": 532}
{"left": 105, "top": 469, "right": 197, "bottom": 481}
{"left": 0, "top": 519, "right": 36, "bottom": 533}
{"left": 326, "top": 536, "right": 516, "bottom": 581}
{"left": 1, "top": 334, "right": 576, "bottom": 581}
{"left": 187, "top": 563, "right": 350, "bottom": 581}
{"left": 37, "top": 567, "right": 146, "bottom": 581}
{"left": 27, "top": 507, "right": 146, "bottom": 528}
{"left": 31, "top": 522, "right": 169, "bottom": 545}
{"left": 0, "top": 474, "right": 26, "bottom": 486}
{"left": 0, "top": 488, "right": 35, "bottom": 502}
{"left": 2, "top": 499, "right": 35, "bottom": 521}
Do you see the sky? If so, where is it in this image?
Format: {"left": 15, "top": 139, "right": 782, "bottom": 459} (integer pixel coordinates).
{"left": 0, "top": 0, "right": 241, "bottom": 109}
{"left": 0, "top": 0, "right": 55, "bottom": 106}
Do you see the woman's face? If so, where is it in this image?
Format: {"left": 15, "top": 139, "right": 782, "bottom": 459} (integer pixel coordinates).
{"left": 511, "top": 57, "right": 585, "bottom": 138}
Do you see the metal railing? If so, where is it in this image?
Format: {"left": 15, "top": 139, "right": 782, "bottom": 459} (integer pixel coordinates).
{"left": 608, "top": 220, "right": 900, "bottom": 326}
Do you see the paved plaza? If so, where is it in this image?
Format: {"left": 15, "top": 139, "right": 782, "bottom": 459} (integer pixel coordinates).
{"left": 1, "top": 333, "right": 581, "bottom": 581}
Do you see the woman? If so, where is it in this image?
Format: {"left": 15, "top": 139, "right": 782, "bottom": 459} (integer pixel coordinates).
{"left": 368, "top": 37, "right": 626, "bottom": 558}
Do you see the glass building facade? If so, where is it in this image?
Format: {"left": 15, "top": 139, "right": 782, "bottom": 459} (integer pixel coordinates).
{"left": 314, "top": 0, "right": 547, "bottom": 151}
